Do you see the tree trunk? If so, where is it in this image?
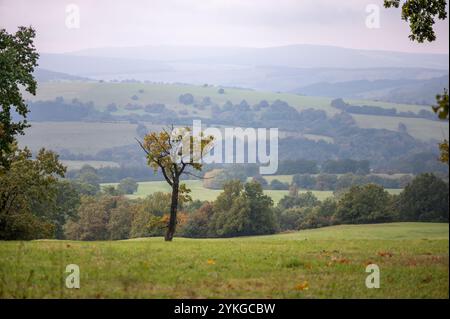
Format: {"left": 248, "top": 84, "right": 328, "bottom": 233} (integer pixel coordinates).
{"left": 165, "top": 181, "right": 179, "bottom": 241}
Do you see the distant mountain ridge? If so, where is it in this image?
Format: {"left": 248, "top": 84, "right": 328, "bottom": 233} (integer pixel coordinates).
{"left": 37, "top": 44, "right": 449, "bottom": 105}
{"left": 67, "top": 44, "right": 449, "bottom": 69}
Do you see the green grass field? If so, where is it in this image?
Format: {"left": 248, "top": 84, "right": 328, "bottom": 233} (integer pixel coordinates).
{"left": 0, "top": 223, "right": 447, "bottom": 298}
{"left": 102, "top": 180, "right": 402, "bottom": 204}
{"left": 352, "top": 114, "right": 449, "bottom": 142}
{"left": 18, "top": 121, "right": 141, "bottom": 155}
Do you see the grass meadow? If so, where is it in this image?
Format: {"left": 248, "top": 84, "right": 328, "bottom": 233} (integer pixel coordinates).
{"left": 0, "top": 223, "right": 447, "bottom": 299}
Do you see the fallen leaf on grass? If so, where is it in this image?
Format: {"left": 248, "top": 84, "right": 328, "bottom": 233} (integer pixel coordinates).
{"left": 421, "top": 275, "right": 433, "bottom": 284}
{"left": 295, "top": 281, "right": 309, "bottom": 291}
{"left": 377, "top": 251, "right": 393, "bottom": 258}
{"left": 331, "top": 256, "right": 350, "bottom": 264}
{"left": 207, "top": 259, "right": 216, "bottom": 265}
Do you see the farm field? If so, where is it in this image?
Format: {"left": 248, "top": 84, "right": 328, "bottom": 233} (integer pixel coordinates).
{"left": 102, "top": 180, "right": 403, "bottom": 204}
{"left": 27, "top": 82, "right": 430, "bottom": 115}
{"left": 17, "top": 121, "right": 140, "bottom": 155}
{"left": 17, "top": 82, "right": 446, "bottom": 155}
{"left": 0, "top": 223, "right": 447, "bottom": 298}
{"left": 352, "top": 114, "right": 449, "bottom": 142}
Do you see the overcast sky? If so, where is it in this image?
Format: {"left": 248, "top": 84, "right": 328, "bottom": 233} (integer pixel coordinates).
{"left": 0, "top": 0, "right": 448, "bottom": 54}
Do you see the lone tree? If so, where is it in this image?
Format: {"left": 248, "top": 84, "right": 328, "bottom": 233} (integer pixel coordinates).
{"left": 138, "top": 126, "right": 213, "bottom": 241}
{"left": 0, "top": 26, "right": 39, "bottom": 171}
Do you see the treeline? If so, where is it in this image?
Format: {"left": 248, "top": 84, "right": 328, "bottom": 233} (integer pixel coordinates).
{"left": 65, "top": 159, "right": 371, "bottom": 186}
{"left": 2, "top": 147, "right": 447, "bottom": 241}
{"left": 65, "top": 173, "right": 449, "bottom": 240}
{"left": 24, "top": 97, "right": 186, "bottom": 125}
{"left": 291, "top": 173, "right": 413, "bottom": 191}
{"left": 66, "top": 164, "right": 164, "bottom": 183}
{"left": 26, "top": 96, "right": 447, "bottom": 174}
{"left": 66, "top": 181, "right": 277, "bottom": 240}
{"left": 331, "top": 98, "right": 437, "bottom": 120}
{"left": 26, "top": 97, "right": 111, "bottom": 121}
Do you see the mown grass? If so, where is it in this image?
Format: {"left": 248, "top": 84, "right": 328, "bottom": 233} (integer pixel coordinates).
{"left": 0, "top": 223, "right": 447, "bottom": 299}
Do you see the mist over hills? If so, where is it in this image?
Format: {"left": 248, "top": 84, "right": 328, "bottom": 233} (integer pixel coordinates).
{"left": 37, "top": 44, "right": 449, "bottom": 104}
{"left": 67, "top": 44, "right": 449, "bottom": 69}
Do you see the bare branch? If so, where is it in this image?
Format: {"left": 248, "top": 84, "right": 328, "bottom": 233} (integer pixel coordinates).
{"left": 135, "top": 138, "right": 149, "bottom": 155}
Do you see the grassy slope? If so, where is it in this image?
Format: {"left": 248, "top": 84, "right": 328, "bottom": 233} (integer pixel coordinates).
{"left": 0, "top": 223, "right": 447, "bottom": 298}
{"left": 28, "top": 82, "right": 431, "bottom": 114}
{"left": 18, "top": 121, "right": 140, "bottom": 155}
{"left": 352, "top": 114, "right": 449, "bottom": 142}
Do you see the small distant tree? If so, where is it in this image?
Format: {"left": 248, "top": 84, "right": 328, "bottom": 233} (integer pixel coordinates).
{"left": 77, "top": 168, "right": 101, "bottom": 194}
{"left": 138, "top": 126, "right": 214, "bottom": 241}
{"left": 178, "top": 93, "right": 194, "bottom": 105}
{"left": 270, "top": 179, "right": 289, "bottom": 190}
{"left": 398, "top": 122, "right": 408, "bottom": 134}
{"left": 278, "top": 191, "right": 320, "bottom": 210}
{"left": 106, "top": 103, "right": 118, "bottom": 112}
{"left": 117, "top": 177, "right": 138, "bottom": 195}
{"left": 252, "top": 175, "right": 268, "bottom": 188}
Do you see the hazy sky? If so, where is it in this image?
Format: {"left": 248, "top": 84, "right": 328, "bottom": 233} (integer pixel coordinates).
{"left": 1, "top": 0, "right": 448, "bottom": 54}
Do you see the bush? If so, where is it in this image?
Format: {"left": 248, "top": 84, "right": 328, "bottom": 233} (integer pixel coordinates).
{"left": 182, "top": 202, "right": 215, "bottom": 238}
{"left": 117, "top": 178, "right": 139, "bottom": 195}
{"left": 278, "top": 191, "right": 320, "bottom": 210}
{"left": 210, "top": 181, "right": 277, "bottom": 237}
{"left": 179, "top": 93, "right": 194, "bottom": 105}
{"left": 292, "top": 174, "right": 316, "bottom": 189}
{"left": 335, "top": 184, "right": 394, "bottom": 224}
{"left": 395, "top": 173, "right": 449, "bottom": 222}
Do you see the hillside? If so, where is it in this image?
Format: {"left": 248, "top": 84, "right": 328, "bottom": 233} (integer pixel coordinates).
{"left": 38, "top": 45, "right": 449, "bottom": 102}
{"left": 296, "top": 75, "right": 449, "bottom": 105}
{"left": 16, "top": 81, "right": 449, "bottom": 176}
